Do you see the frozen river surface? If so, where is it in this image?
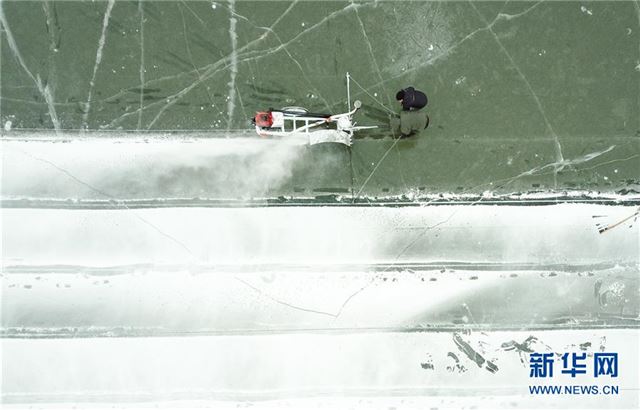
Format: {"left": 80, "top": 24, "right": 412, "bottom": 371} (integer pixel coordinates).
{"left": 2, "top": 0, "right": 640, "bottom": 407}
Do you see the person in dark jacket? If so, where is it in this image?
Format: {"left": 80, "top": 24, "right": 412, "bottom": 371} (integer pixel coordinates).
{"left": 391, "top": 86, "right": 429, "bottom": 136}
{"left": 396, "top": 87, "right": 428, "bottom": 111}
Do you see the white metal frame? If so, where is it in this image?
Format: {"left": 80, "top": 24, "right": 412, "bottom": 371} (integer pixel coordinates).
{"left": 254, "top": 73, "right": 376, "bottom": 146}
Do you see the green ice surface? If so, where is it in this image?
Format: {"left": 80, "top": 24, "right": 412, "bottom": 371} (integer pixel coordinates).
{"left": 1, "top": 1, "right": 639, "bottom": 197}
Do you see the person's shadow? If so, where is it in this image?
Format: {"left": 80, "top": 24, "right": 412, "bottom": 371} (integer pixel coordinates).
{"left": 358, "top": 104, "right": 430, "bottom": 140}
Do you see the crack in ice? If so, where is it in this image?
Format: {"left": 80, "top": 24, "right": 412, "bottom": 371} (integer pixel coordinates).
{"left": 0, "top": 97, "right": 76, "bottom": 107}
{"left": 235, "top": 277, "right": 338, "bottom": 318}
{"left": 137, "top": 1, "right": 301, "bottom": 130}
{"left": 235, "top": 84, "right": 248, "bottom": 119}
{"left": 575, "top": 154, "right": 639, "bottom": 172}
{"left": 334, "top": 282, "right": 372, "bottom": 320}
{"left": 353, "top": 4, "right": 391, "bottom": 107}
{"left": 635, "top": 1, "right": 640, "bottom": 122}
{"left": 137, "top": 0, "right": 145, "bottom": 129}
{"left": 178, "top": 3, "right": 216, "bottom": 109}
{"left": 241, "top": 2, "right": 367, "bottom": 63}
{"left": 95, "top": 0, "right": 297, "bottom": 110}
{"left": 222, "top": 2, "right": 333, "bottom": 112}
{"left": 470, "top": 1, "right": 564, "bottom": 180}
{"left": 0, "top": 4, "right": 61, "bottom": 133}
{"left": 180, "top": 0, "right": 205, "bottom": 26}
{"left": 225, "top": 0, "right": 238, "bottom": 131}
{"left": 342, "top": 1, "right": 544, "bottom": 107}
{"left": 105, "top": 1, "right": 362, "bottom": 129}
{"left": 8, "top": 146, "right": 198, "bottom": 259}
{"left": 219, "top": 2, "right": 333, "bottom": 112}
{"left": 42, "top": 0, "right": 59, "bottom": 120}
{"left": 336, "top": 210, "right": 460, "bottom": 317}
{"left": 82, "top": 0, "right": 115, "bottom": 130}
{"left": 353, "top": 1, "right": 413, "bottom": 194}
{"left": 496, "top": 1, "right": 545, "bottom": 21}
{"left": 352, "top": 137, "right": 402, "bottom": 201}
{"left": 468, "top": 145, "right": 619, "bottom": 192}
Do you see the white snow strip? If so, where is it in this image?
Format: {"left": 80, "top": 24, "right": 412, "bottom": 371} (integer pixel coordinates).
{"left": 1, "top": 136, "right": 637, "bottom": 203}
{"left": 3, "top": 265, "right": 636, "bottom": 333}
{"left": 1, "top": 135, "right": 306, "bottom": 201}
{"left": 2, "top": 204, "right": 637, "bottom": 267}
{"left": 1, "top": 330, "right": 638, "bottom": 407}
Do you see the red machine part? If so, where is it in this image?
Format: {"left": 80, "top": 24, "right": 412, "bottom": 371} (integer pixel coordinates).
{"left": 254, "top": 111, "right": 273, "bottom": 128}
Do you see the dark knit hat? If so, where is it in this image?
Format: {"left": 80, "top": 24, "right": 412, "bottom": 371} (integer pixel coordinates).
{"left": 395, "top": 90, "right": 405, "bottom": 101}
